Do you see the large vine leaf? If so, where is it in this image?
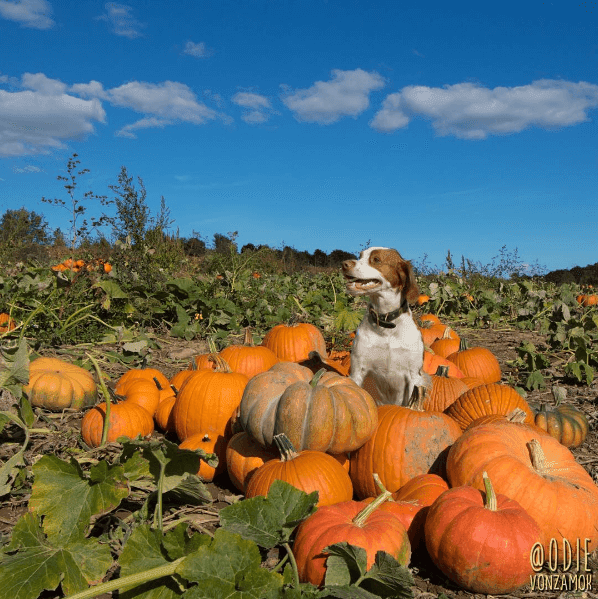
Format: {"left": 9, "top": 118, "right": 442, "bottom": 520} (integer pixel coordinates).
{"left": 0, "top": 512, "right": 112, "bottom": 599}
{"left": 219, "top": 479, "right": 318, "bottom": 548}
{"left": 118, "top": 523, "right": 210, "bottom": 599}
{"left": 29, "top": 454, "right": 129, "bottom": 543}
{"left": 178, "top": 528, "right": 283, "bottom": 599}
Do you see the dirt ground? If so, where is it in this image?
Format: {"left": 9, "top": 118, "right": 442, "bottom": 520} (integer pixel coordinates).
{"left": 1, "top": 317, "right": 598, "bottom": 599}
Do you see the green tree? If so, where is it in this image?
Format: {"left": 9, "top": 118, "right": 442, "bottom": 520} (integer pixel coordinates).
{"left": 0, "top": 207, "right": 49, "bottom": 246}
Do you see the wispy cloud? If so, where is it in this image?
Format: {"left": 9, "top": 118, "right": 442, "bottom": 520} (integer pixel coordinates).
{"left": 282, "top": 69, "right": 386, "bottom": 124}
{"left": 182, "top": 41, "right": 213, "bottom": 58}
{"left": 107, "top": 80, "right": 224, "bottom": 137}
{"left": 0, "top": 0, "right": 53, "bottom": 29}
{"left": 370, "top": 79, "right": 598, "bottom": 139}
{"left": 12, "top": 164, "right": 43, "bottom": 173}
{"left": 96, "top": 2, "right": 145, "bottom": 39}
{"left": 232, "top": 92, "right": 278, "bottom": 124}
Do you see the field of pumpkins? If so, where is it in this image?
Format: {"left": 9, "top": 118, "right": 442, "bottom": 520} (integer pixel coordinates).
{"left": 1, "top": 300, "right": 598, "bottom": 599}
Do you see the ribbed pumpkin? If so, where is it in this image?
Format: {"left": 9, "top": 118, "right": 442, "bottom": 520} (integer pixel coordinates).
{"left": 261, "top": 322, "right": 328, "bottom": 362}
{"left": 225, "top": 431, "right": 277, "bottom": 492}
{"left": 446, "top": 339, "right": 501, "bottom": 383}
{"left": 171, "top": 356, "right": 249, "bottom": 442}
{"left": 532, "top": 403, "right": 589, "bottom": 448}
{"left": 219, "top": 328, "right": 279, "bottom": 379}
{"left": 239, "top": 363, "right": 378, "bottom": 454}
{"left": 154, "top": 395, "right": 177, "bottom": 432}
{"left": 429, "top": 329, "right": 461, "bottom": 358}
{"left": 292, "top": 489, "right": 411, "bottom": 587}
{"left": 445, "top": 383, "right": 535, "bottom": 430}
{"left": 350, "top": 388, "right": 462, "bottom": 499}
{"left": 81, "top": 401, "right": 154, "bottom": 448}
{"left": 179, "top": 431, "right": 225, "bottom": 482}
{"left": 446, "top": 419, "right": 598, "bottom": 560}
{"left": 24, "top": 356, "right": 97, "bottom": 411}
{"left": 423, "top": 365, "right": 469, "bottom": 412}
{"left": 245, "top": 433, "right": 353, "bottom": 507}
{"left": 425, "top": 472, "right": 542, "bottom": 594}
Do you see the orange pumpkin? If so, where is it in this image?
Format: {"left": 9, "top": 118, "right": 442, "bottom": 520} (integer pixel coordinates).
{"left": 447, "top": 420, "right": 598, "bottom": 561}
{"left": 81, "top": 401, "right": 154, "bottom": 447}
{"left": 445, "top": 383, "right": 535, "bottom": 430}
{"left": 225, "top": 431, "right": 278, "bottom": 492}
{"left": 429, "top": 328, "right": 461, "bottom": 358}
{"left": 423, "top": 365, "right": 469, "bottom": 412}
{"left": 118, "top": 377, "right": 161, "bottom": 416}
{"left": 179, "top": 431, "right": 225, "bottom": 482}
{"left": 239, "top": 363, "right": 378, "bottom": 454}
{"left": 171, "top": 356, "right": 249, "bottom": 442}
{"left": 292, "top": 490, "right": 411, "bottom": 587}
{"left": 446, "top": 339, "right": 501, "bottom": 383}
{"left": 0, "top": 313, "right": 16, "bottom": 333}
{"left": 154, "top": 395, "right": 177, "bottom": 432}
{"left": 244, "top": 433, "right": 353, "bottom": 508}
{"left": 115, "top": 368, "right": 171, "bottom": 397}
{"left": 423, "top": 348, "right": 465, "bottom": 378}
{"left": 219, "top": 328, "right": 279, "bottom": 379}
{"left": 261, "top": 322, "right": 328, "bottom": 362}
{"left": 24, "top": 356, "right": 97, "bottom": 411}
{"left": 350, "top": 388, "right": 462, "bottom": 499}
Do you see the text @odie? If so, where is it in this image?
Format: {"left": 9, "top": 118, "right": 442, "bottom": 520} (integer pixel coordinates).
{"left": 529, "top": 538, "right": 594, "bottom": 592}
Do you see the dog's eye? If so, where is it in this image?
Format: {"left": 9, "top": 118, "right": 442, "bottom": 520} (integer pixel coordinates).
{"left": 372, "top": 257, "right": 380, "bottom": 263}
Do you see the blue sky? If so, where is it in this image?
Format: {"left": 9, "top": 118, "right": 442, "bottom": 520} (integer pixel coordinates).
{"left": 1, "top": 0, "right": 597, "bottom": 273}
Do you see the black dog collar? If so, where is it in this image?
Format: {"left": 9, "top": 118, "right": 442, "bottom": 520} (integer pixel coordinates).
{"left": 368, "top": 298, "right": 409, "bottom": 328}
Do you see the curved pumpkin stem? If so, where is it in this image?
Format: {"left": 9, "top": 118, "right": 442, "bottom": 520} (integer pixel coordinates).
{"left": 482, "top": 471, "right": 497, "bottom": 512}
{"left": 353, "top": 475, "right": 392, "bottom": 528}
{"left": 243, "top": 327, "right": 254, "bottom": 346}
{"left": 211, "top": 355, "right": 233, "bottom": 373}
{"left": 309, "top": 368, "right": 328, "bottom": 387}
{"left": 505, "top": 407, "right": 527, "bottom": 423}
{"left": 434, "top": 365, "right": 450, "bottom": 378}
{"left": 273, "top": 433, "right": 300, "bottom": 462}
{"left": 527, "top": 439, "right": 549, "bottom": 474}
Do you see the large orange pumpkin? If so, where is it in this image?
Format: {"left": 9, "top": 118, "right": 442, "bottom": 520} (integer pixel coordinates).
{"left": 171, "top": 356, "right": 249, "bottom": 441}
{"left": 349, "top": 389, "right": 462, "bottom": 499}
{"left": 445, "top": 382, "right": 535, "bottom": 430}
{"left": 24, "top": 356, "right": 97, "bottom": 411}
{"left": 261, "top": 322, "right": 328, "bottom": 362}
{"left": 244, "top": 433, "right": 353, "bottom": 508}
{"left": 423, "top": 365, "right": 469, "bottom": 412}
{"left": 446, "top": 419, "right": 598, "bottom": 560}
{"left": 425, "top": 472, "right": 542, "bottom": 594}
{"left": 239, "top": 363, "right": 378, "bottom": 454}
{"left": 293, "top": 490, "right": 411, "bottom": 587}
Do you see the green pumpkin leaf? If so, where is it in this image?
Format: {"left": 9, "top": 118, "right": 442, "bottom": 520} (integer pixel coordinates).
{"left": 0, "top": 512, "right": 112, "bottom": 599}
{"left": 29, "top": 454, "right": 129, "bottom": 543}
{"left": 179, "top": 528, "right": 283, "bottom": 599}
{"left": 219, "top": 479, "right": 318, "bottom": 548}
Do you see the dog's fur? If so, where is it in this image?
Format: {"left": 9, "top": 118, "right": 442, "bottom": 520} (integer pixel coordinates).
{"left": 342, "top": 247, "right": 430, "bottom": 406}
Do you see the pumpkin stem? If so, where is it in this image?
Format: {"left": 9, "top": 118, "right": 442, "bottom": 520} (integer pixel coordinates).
{"left": 434, "top": 365, "right": 450, "bottom": 378}
{"left": 407, "top": 385, "right": 427, "bottom": 412}
{"left": 211, "top": 355, "right": 233, "bottom": 373}
{"left": 243, "top": 327, "right": 254, "bottom": 346}
{"left": 482, "top": 471, "right": 497, "bottom": 512}
{"left": 527, "top": 439, "right": 549, "bottom": 473}
{"left": 273, "top": 433, "right": 300, "bottom": 462}
{"left": 353, "top": 475, "right": 392, "bottom": 527}
{"left": 457, "top": 338, "right": 469, "bottom": 352}
{"left": 505, "top": 407, "right": 527, "bottom": 423}
{"left": 440, "top": 326, "right": 454, "bottom": 339}
{"left": 310, "top": 368, "right": 328, "bottom": 388}
{"left": 152, "top": 376, "right": 163, "bottom": 391}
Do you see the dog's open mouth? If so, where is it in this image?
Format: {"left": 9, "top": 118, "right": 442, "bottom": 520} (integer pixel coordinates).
{"left": 344, "top": 276, "right": 381, "bottom": 291}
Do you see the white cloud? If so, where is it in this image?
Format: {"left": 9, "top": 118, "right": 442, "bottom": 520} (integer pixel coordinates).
{"left": 115, "top": 116, "right": 170, "bottom": 139}
{"left": 0, "top": 73, "right": 106, "bottom": 157}
{"left": 370, "top": 79, "right": 598, "bottom": 139}
{"left": 70, "top": 80, "right": 108, "bottom": 100}
{"left": 12, "top": 164, "right": 42, "bottom": 173}
{"left": 96, "top": 2, "right": 144, "bottom": 39}
{"left": 0, "top": 0, "right": 53, "bottom": 29}
{"left": 232, "top": 92, "right": 277, "bottom": 124}
{"left": 107, "top": 80, "right": 222, "bottom": 136}
{"left": 183, "top": 41, "right": 213, "bottom": 58}
{"left": 282, "top": 69, "right": 385, "bottom": 124}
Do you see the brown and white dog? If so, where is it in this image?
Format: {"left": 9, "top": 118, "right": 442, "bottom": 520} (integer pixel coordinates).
{"left": 342, "top": 247, "right": 430, "bottom": 406}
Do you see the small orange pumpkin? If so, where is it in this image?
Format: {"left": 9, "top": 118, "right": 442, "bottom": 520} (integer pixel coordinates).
{"left": 261, "top": 322, "right": 328, "bottom": 362}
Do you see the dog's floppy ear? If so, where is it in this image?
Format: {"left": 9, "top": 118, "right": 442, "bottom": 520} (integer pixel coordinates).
{"left": 398, "top": 259, "right": 419, "bottom": 304}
